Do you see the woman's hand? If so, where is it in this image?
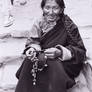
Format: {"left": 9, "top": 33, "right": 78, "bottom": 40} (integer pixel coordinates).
{"left": 25, "top": 44, "right": 41, "bottom": 60}
{"left": 26, "top": 48, "right": 36, "bottom": 57}
{"left": 44, "top": 47, "right": 61, "bottom": 59}
{"left": 26, "top": 48, "right": 37, "bottom": 60}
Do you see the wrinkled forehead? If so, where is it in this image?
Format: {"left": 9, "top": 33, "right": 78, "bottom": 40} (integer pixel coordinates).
{"left": 45, "top": 0, "right": 58, "bottom": 6}
{"left": 45, "top": 0, "right": 56, "bottom": 3}
{"left": 46, "top": 0, "right": 55, "bottom": 1}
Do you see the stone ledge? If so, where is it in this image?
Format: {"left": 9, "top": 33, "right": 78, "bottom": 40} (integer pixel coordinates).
{"left": 0, "top": 37, "right": 26, "bottom": 59}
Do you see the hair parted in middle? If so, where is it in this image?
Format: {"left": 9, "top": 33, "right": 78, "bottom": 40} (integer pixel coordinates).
{"left": 41, "top": 0, "right": 65, "bottom": 9}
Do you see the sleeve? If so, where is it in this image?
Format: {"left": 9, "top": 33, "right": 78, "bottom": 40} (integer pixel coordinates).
{"left": 23, "top": 19, "right": 42, "bottom": 54}
{"left": 55, "top": 45, "right": 72, "bottom": 61}
{"left": 64, "top": 15, "right": 87, "bottom": 64}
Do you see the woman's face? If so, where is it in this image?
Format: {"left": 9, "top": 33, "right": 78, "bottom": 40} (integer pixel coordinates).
{"left": 43, "top": 0, "right": 62, "bottom": 22}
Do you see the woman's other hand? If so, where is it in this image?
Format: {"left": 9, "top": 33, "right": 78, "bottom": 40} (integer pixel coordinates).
{"left": 25, "top": 48, "right": 37, "bottom": 61}
{"left": 44, "top": 47, "right": 61, "bottom": 59}
{"left": 25, "top": 44, "right": 41, "bottom": 59}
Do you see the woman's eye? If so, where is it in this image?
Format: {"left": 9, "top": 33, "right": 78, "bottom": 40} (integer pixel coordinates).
{"left": 53, "top": 6, "right": 59, "bottom": 10}
{"left": 45, "top": 6, "right": 50, "bottom": 10}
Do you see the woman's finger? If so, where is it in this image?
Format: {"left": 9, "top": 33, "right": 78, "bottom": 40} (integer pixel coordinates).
{"left": 26, "top": 50, "right": 33, "bottom": 56}
{"left": 44, "top": 49, "right": 54, "bottom": 54}
{"left": 26, "top": 48, "right": 35, "bottom": 56}
{"left": 45, "top": 53, "right": 55, "bottom": 58}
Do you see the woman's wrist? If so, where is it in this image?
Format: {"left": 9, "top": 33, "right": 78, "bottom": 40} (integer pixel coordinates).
{"left": 55, "top": 47, "right": 63, "bottom": 58}
{"left": 55, "top": 45, "right": 72, "bottom": 61}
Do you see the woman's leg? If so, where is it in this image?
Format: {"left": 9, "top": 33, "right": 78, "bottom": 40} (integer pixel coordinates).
{"left": 15, "top": 58, "right": 75, "bottom": 92}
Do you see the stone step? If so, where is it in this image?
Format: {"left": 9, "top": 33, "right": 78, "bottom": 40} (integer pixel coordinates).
{"left": 0, "top": 37, "right": 26, "bottom": 58}
{"left": 0, "top": 37, "right": 25, "bottom": 88}
{"left": 0, "top": 56, "right": 24, "bottom": 92}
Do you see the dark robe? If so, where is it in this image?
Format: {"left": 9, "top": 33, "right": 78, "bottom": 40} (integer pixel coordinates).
{"left": 15, "top": 15, "right": 86, "bottom": 92}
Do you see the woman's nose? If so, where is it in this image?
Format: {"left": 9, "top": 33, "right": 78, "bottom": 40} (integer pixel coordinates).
{"left": 48, "top": 9, "right": 53, "bottom": 14}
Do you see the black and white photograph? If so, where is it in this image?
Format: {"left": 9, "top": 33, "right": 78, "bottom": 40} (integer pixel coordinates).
{"left": 0, "top": 0, "right": 92, "bottom": 92}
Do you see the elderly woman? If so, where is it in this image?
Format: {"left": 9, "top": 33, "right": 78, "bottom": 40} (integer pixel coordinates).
{"left": 15, "top": 0, "right": 86, "bottom": 92}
